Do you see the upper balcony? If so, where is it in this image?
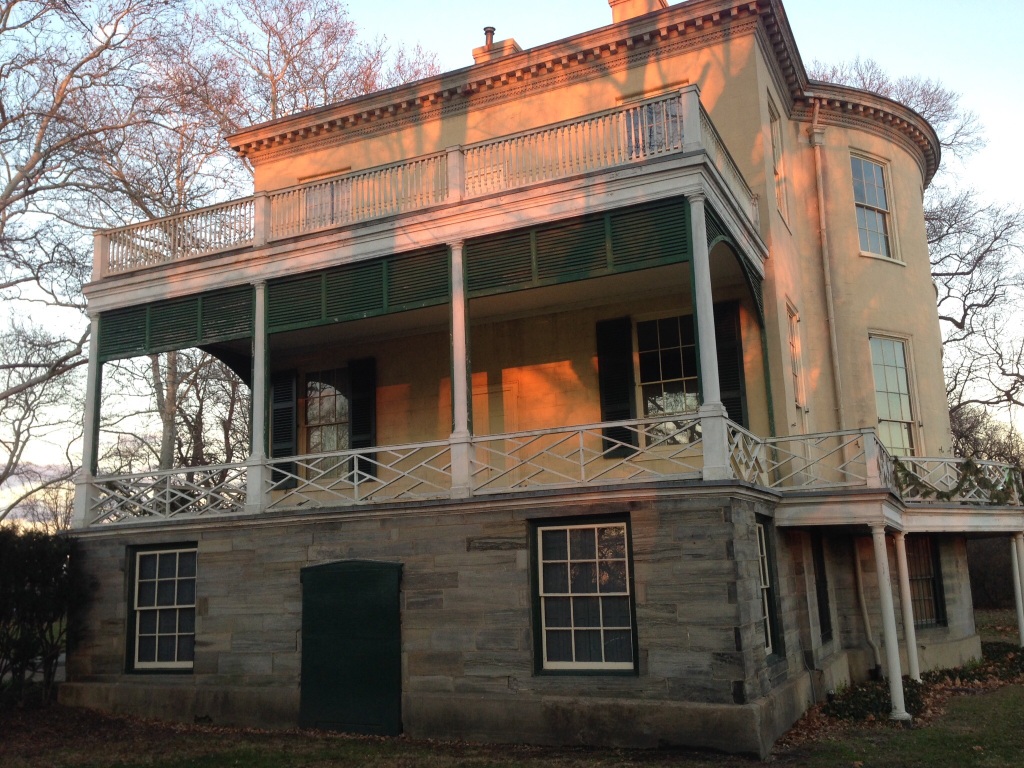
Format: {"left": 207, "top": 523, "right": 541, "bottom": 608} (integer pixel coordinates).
{"left": 90, "top": 89, "right": 760, "bottom": 289}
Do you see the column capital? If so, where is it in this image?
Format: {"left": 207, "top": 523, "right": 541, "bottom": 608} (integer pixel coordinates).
{"left": 449, "top": 240, "right": 466, "bottom": 250}
{"left": 688, "top": 190, "right": 707, "bottom": 205}
{"left": 250, "top": 278, "right": 267, "bottom": 289}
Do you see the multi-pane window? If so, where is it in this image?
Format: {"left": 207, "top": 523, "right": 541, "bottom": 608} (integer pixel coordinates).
{"left": 769, "top": 98, "right": 788, "bottom": 219}
{"left": 305, "top": 369, "right": 350, "bottom": 454}
{"left": 851, "top": 156, "right": 892, "bottom": 258}
{"left": 636, "top": 315, "right": 699, "bottom": 439}
{"left": 537, "top": 522, "right": 635, "bottom": 671}
{"left": 870, "top": 336, "right": 915, "bottom": 456}
{"left": 756, "top": 523, "right": 775, "bottom": 654}
{"left": 907, "top": 536, "right": 946, "bottom": 628}
{"left": 133, "top": 547, "right": 197, "bottom": 670}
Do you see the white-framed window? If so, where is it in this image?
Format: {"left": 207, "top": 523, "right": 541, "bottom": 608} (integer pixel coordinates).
{"left": 132, "top": 547, "right": 197, "bottom": 670}
{"left": 768, "top": 97, "right": 789, "bottom": 220}
{"left": 786, "top": 304, "right": 805, "bottom": 414}
{"left": 635, "top": 314, "right": 700, "bottom": 440}
{"left": 851, "top": 155, "right": 893, "bottom": 258}
{"left": 869, "top": 336, "right": 916, "bottom": 456}
{"left": 756, "top": 523, "right": 774, "bottom": 654}
{"left": 304, "top": 368, "right": 350, "bottom": 454}
{"left": 536, "top": 521, "right": 635, "bottom": 671}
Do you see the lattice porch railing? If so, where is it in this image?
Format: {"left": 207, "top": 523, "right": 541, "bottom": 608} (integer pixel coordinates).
{"left": 471, "top": 417, "right": 704, "bottom": 494}
{"left": 81, "top": 420, "right": 1021, "bottom": 526}
{"left": 264, "top": 441, "right": 453, "bottom": 509}
{"left": 896, "top": 457, "right": 1024, "bottom": 506}
{"left": 88, "top": 463, "right": 248, "bottom": 525}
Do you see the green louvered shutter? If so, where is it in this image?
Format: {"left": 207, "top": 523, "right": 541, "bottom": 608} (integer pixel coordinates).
{"left": 714, "top": 302, "right": 747, "bottom": 427}
{"left": 98, "top": 307, "right": 148, "bottom": 361}
{"left": 201, "top": 286, "right": 254, "bottom": 343}
{"left": 147, "top": 296, "right": 200, "bottom": 353}
{"left": 349, "top": 358, "right": 377, "bottom": 479}
{"left": 596, "top": 317, "right": 637, "bottom": 456}
{"left": 535, "top": 216, "right": 607, "bottom": 282}
{"left": 325, "top": 261, "right": 385, "bottom": 320}
{"left": 268, "top": 274, "right": 323, "bottom": 332}
{"left": 610, "top": 197, "right": 690, "bottom": 268}
{"left": 270, "top": 370, "right": 297, "bottom": 488}
{"left": 465, "top": 230, "right": 533, "bottom": 295}
{"left": 386, "top": 248, "right": 448, "bottom": 310}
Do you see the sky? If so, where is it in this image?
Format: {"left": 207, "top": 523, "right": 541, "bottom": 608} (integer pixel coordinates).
{"left": 352, "top": 0, "right": 1024, "bottom": 213}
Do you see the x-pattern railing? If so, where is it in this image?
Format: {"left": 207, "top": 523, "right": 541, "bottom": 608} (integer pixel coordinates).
{"left": 896, "top": 457, "right": 1024, "bottom": 506}
{"left": 757, "top": 429, "right": 881, "bottom": 490}
{"left": 83, "top": 419, "right": 1022, "bottom": 526}
{"left": 264, "top": 441, "right": 453, "bottom": 509}
{"left": 471, "top": 417, "right": 703, "bottom": 494}
{"left": 88, "top": 463, "right": 248, "bottom": 524}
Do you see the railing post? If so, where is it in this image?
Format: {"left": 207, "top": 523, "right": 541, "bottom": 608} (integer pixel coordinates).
{"left": 893, "top": 531, "right": 921, "bottom": 681}
{"left": 246, "top": 280, "right": 269, "bottom": 514}
{"left": 1011, "top": 536, "right": 1024, "bottom": 648}
{"left": 447, "top": 146, "right": 465, "bottom": 204}
{"left": 449, "top": 240, "right": 472, "bottom": 497}
{"left": 253, "top": 192, "right": 272, "bottom": 246}
{"left": 863, "top": 430, "right": 882, "bottom": 488}
{"left": 679, "top": 84, "right": 703, "bottom": 153}
{"left": 871, "top": 525, "right": 911, "bottom": 722}
{"left": 1014, "top": 533, "right": 1024, "bottom": 648}
{"left": 93, "top": 231, "right": 110, "bottom": 280}
{"left": 72, "top": 314, "right": 102, "bottom": 529}
{"left": 689, "top": 192, "right": 730, "bottom": 481}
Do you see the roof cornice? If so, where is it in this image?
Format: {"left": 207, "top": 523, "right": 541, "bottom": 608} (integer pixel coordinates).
{"left": 227, "top": 0, "right": 940, "bottom": 182}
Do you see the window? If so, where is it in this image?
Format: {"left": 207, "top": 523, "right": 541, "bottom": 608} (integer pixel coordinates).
{"left": 635, "top": 314, "right": 699, "bottom": 441}
{"left": 786, "top": 305, "right": 804, "bottom": 414}
{"left": 851, "top": 156, "right": 892, "bottom": 258}
{"left": 131, "top": 547, "right": 197, "bottom": 670}
{"left": 305, "top": 368, "right": 350, "bottom": 454}
{"left": 869, "top": 336, "right": 915, "bottom": 456}
{"left": 756, "top": 521, "right": 782, "bottom": 656}
{"left": 907, "top": 536, "right": 946, "bottom": 628}
{"left": 811, "top": 535, "right": 833, "bottom": 643}
{"left": 768, "top": 98, "right": 788, "bottom": 220}
{"left": 535, "top": 521, "right": 636, "bottom": 671}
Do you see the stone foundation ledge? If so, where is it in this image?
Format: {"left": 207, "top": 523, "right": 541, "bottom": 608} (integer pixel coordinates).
{"left": 58, "top": 681, "right": 300, "bottom": 729}
{"left": 404, "top": 674, "right": 815, "bottom": 760}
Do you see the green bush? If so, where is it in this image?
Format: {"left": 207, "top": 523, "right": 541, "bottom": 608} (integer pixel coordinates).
{"left": 0, "top": 528, "right": 90, "bottom": 705}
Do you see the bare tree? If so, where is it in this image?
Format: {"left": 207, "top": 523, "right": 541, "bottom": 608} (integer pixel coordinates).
{"left": 0, "top": 0, "right": 183, "bottom": 515}
{"left": 186, "top": 0, "right": 439, "bottom": 143}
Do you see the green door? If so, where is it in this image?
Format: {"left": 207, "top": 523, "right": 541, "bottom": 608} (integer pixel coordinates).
{"left": 299, "top": 560, "right": 402, "bottom": 734}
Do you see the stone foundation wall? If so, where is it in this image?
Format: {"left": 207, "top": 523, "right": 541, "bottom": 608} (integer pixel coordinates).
{"left": 63, "top": 486, "right": 815, "bottom": 757}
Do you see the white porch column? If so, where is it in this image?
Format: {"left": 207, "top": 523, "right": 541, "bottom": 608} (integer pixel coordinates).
{"left": 688, "top": 193, "right": 730, "bottom": 481}
{"left": 1014, "top": 533, "right": 1024, "bottom": 648}
{"left": 871, "top": 525, "right": 910, "bottom": 721}
{"left": 449, "top": 241, "right": 472, "bottom": 498}
{"left": 246, "top": 280, "right": 269, "bottom": 513}
{"left": 893, "top": 531, "right": 921, "bottom": 681}
{"left": 72, "top": 314, "right": 102, "bottom": 529}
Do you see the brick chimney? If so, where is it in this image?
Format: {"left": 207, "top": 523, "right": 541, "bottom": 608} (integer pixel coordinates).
{"left": 608, "top": 0, "right": 669, "bottom": 23}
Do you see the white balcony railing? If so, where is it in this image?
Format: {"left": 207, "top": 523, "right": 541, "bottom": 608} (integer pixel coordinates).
{"left": 80, "top": 419, "right": 1023, "bottom": 526}
{"left": 94, "top": 88, "right": 759, "bottom": 277}
{"left": 896, "top": 456, "right": 1023, "bottom": 506}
